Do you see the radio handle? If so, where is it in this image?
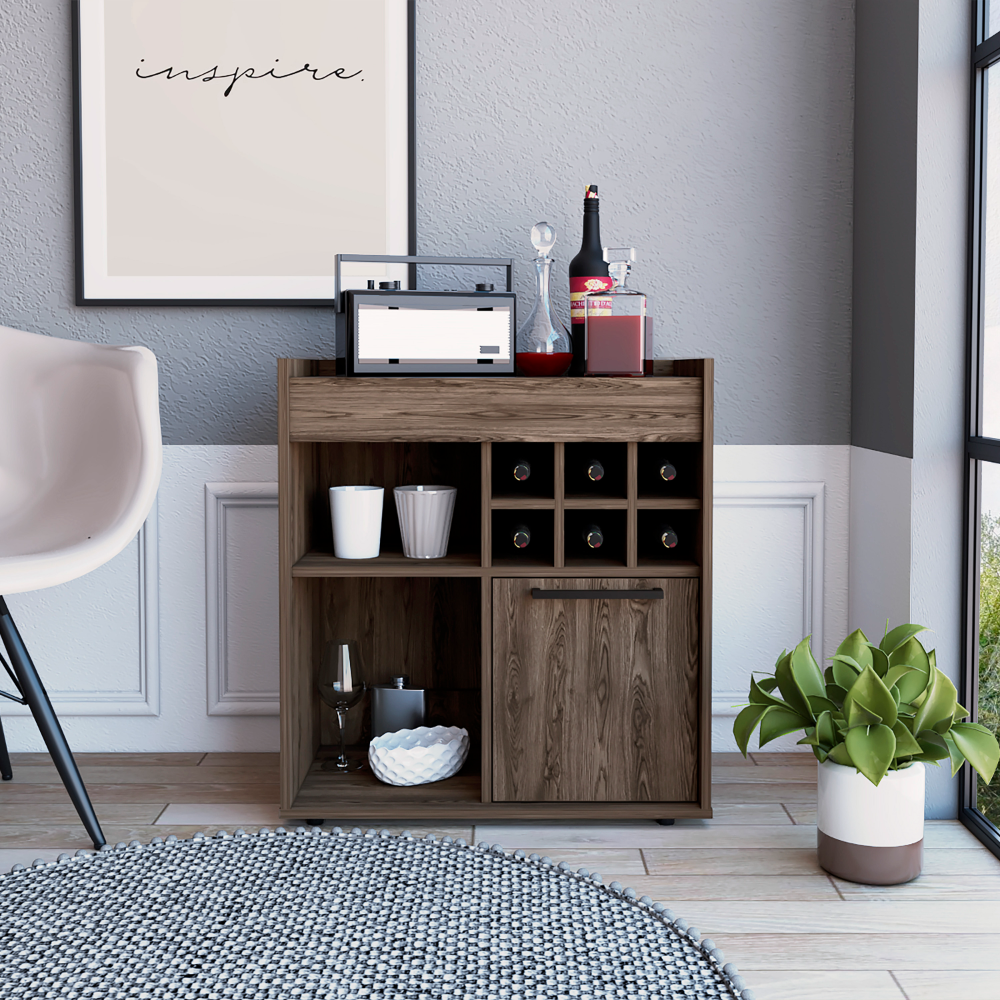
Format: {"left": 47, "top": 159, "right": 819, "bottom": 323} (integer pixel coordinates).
{"left": 334, "top": 254, "right": 514, "bottom": 312}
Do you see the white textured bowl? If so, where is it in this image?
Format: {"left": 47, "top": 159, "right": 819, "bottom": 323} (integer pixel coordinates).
{"left": 368, "top": 726, "right": 470, "bottom": 786}
{"left": 394, "top": 485, "right": 457, "bottom": 559}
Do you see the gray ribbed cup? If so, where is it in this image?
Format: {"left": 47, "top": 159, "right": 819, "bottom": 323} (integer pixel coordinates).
{"left": 394, "top": 486, "right": 457, "bottom": 559}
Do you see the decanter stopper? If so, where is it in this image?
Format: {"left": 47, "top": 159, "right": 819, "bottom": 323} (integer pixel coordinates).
{"left": 604, "top": 246, "right": 637, "bottom": 288}
{"left": 531, "top": 222, "right": 557, "bottom": 258}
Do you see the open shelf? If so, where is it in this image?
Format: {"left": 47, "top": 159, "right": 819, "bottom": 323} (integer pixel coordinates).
{"left": 564, "top": 496, "right": 629, "bottom": 509}
{"left": 490, "top": 497, "right": 555, "bottom": 510}
{"left": 311, "top": 441, "right": 481, "bottom": 561}
{"left": 293, "top": 551, "right": 482, "bottom": 577}
{"left": 637, "top": 497, "right": 702, "bottom": 510}
{"left": 291, "top": 764, "right": 483, "bottom": 814}
{"left": 635, "top": 559, "right": 700, "bottom": 575}
{"left": 492, "top": 563, "right": 700, "bottom": 578}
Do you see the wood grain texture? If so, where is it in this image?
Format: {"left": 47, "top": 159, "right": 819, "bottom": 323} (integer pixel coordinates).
{"left": 278, "top": 359, "right": 713, "bottom": 820}
{"left": 626, "top": 441, "right": 638, "bottom": 570}
{"left": 480, "top": 563, "right": 493, "bottom": 803}
{"left": 7, "top": 753, "right": 206, "bottom": 767}
{"left": 279, "top": 358, "right": 319, "bottom": 812}
{"left": 714, "top": 934, "right": 1000, "bottom": 971}
{"left": 481, "top": 442, "right": 492, "bottom": 568}
{"left": 287, "top": 376, "right": 704, "bottom": 442}
{"left": 697, "top": 358, "right": 714, "bottom": 815}
{"left": 4, "top": 765, "right": 279, "bottom": 785}
{"left": 553, "top": 442, "right": 565, "bottom": 569}
{"left": 730, "top": 971, "right": 904, "bottom": 1000}
{"left": 292, "top": 552, "right": 482, "bottom": 577}
{"left": 621, "top": 875, "right": 840, "bottom": 901}
{"left": 672, "top": 900, "right": 1000, "bottom": 935}
{"left": 0, "top": 802, "right": 167, "bottom": 825}
{"left": 492, "top": 577, "right": 700, "bottom": 803}
{"left": 0, "top": 783, "right": 281, "bottom": 804}
{"left": 894, "top": 970, "right": 1000, "bottom": 1000}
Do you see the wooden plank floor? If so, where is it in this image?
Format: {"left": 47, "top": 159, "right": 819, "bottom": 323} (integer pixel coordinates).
{"left": 2, "top": 750, "right": 998, "bottom": 1000}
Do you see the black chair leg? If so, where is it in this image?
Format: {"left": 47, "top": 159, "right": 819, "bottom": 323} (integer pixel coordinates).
{"left": 0, "top": 596, "right": 106, "bottom": 848}
{"left": 0, "top": 713, "right": 12, "bottom": 781}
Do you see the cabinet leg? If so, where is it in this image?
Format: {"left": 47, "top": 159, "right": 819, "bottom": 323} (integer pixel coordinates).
{"left": 306, "top": 819, "right": 325, "bottom": 826}
{"left": 656, "top": 819, "right": 675, "bottom": 826}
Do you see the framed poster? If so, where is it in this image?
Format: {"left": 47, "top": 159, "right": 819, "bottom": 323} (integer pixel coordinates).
{"left": 72, "top": 0, "right": 415, "bottom": 305}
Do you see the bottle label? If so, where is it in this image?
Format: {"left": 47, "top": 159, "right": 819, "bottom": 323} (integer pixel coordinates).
{"left": 570, "top": 276, "right": 613, "bottom": 321}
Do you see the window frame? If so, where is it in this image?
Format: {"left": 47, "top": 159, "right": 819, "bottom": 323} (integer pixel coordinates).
{"left": 962, "top": 0, "right": 1000, "bottom": 857}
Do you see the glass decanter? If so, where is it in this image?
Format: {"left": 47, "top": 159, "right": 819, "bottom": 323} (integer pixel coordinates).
{"left": 515, "top": 222, "right": 573, "bottom": 377}
{"left": 585, "top": 247, "right": 647, "bottom": 377}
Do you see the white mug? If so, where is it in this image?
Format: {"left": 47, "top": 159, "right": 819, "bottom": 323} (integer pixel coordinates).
{"left": 329, "top": 486, "right": 383, "bottom": 559}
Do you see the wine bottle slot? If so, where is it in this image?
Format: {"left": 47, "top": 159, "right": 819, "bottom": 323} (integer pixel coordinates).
{"left": 512, "top": 460, "right": 531, "bottom": 482}
{"left": 511, "top": 524, "right": 531, "bottom": 550}
{"left": 658, "top": 524, "right": 679, "bottom": 550}
{"left": 586, "top": 459, "right": 605, "bottom": 483}
{"left": 582, "top": 524, "right": 604, "bottom": 550}
{"left": 659, "top": 461, "right": 677, "bottom": 482}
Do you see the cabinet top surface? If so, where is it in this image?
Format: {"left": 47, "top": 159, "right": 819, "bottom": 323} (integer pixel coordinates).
{"left": 281, "top": 361, "right": 713, "bottom": 443}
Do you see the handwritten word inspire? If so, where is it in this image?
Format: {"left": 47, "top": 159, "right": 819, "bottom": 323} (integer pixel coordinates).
{"left": 136, "top": 60, "right": 363, "bottom": 97}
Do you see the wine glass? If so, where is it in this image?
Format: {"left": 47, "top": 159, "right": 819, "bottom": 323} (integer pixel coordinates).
{"left": 317, "top": 640, "right": 367, "bottom": 771}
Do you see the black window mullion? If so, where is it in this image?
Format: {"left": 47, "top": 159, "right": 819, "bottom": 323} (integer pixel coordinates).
{"left": 963, "top": 4, "right": 1000, "bottom": 857}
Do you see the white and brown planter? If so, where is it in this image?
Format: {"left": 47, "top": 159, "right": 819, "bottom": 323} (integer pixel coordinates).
{"left": 816, "top": 759, "right": 924, "bottom": 885}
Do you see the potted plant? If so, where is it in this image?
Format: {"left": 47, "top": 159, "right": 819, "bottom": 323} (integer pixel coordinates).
{"left": 735, "top": 624, "right": 1000, "bottom": 884}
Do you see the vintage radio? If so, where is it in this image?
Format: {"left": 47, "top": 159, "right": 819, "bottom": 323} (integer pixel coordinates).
{"left": 335, "top": 254, "right": 516, "bottom": 376}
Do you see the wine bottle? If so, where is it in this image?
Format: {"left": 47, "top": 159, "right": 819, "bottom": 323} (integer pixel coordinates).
{"left": 659, "top": 460, "right": 677, "bottom": 483}
{"left": 513, "top": 459, "right": 532, "bottom": 483}
{"left": 586, "top": 459, "right": 605, "bottom": 483}
{"left": 511, "top": 524, "right": 531, "bottom": 549}
{"left": 658, "top": 524, "right": 679, "bottom": 550}
{"left": 582, "top": 523, "right": 604, "bottom": 549}
{"left": 569, "top": 185, "right": 612, "bottom": 375}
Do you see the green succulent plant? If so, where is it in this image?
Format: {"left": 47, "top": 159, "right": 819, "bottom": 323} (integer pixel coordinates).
{"left": 734, "top": 623, "right": 1000, "bottom": 787}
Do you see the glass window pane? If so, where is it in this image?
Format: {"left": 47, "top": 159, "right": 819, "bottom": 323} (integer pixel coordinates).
{"left": 990, "top": 2, "right": 1000, "bottom": 41}
{"left": 978, "top": 462, "right": 1000, "bottom": 827}
{"left": 983, "top": 67, "right": 1000, "bottom": 437}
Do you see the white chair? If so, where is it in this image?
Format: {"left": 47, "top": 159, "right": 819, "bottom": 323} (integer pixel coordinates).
{"left": 0, "top": 325, "right": 162, "bottom": 847}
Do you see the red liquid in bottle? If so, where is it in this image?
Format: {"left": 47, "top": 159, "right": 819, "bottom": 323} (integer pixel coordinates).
{"left": 586, "top": 315, "right": 644, "bottom": 376}
{"left": 516, "top": 352, "right": 573, "bottom": 377}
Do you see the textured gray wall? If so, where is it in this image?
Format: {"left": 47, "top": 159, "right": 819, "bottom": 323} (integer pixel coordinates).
{"left": 0, "top": 1, "right": 854, "bottom": 446}
{"left": 851, "top": 0, "right": 918, "bottom": 459}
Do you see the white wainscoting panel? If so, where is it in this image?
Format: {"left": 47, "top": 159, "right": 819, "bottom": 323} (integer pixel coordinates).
{"left": 712, "top": 482, "right": 825, "bottom": 718}
{"left": 1, "top": 501, "right": 159, "bottom": 716}
{"left": 711, "top": 445, "right": 849, "bottom": 751}
{"left": 205, "top": 483, "right": 280, "bottom": 716}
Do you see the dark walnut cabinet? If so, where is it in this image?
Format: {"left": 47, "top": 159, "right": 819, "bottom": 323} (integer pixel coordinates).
{"left": 492, "top": 577, "right": 700, "bottom": 803}
{"left": 278, "top": 359, "right": 713, "bottom": 821}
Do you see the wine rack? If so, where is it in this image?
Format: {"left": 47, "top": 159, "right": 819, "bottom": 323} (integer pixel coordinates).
{"left": 279, "top": 360, "right": 713, "bottom": 821}
{"left": 489, "top": 441, "right": 700, "bottom": 571}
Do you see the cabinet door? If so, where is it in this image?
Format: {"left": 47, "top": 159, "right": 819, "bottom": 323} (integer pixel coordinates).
{"left": 493, "top": 578, "right": 700, "bottom": 802}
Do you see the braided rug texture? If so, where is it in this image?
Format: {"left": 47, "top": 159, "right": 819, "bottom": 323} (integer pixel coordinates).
{"left": 0, "top": 826, "right": 755, "bottom": 1000}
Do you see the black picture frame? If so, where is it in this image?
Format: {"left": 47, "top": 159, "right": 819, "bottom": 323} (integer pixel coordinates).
{"left": 72, "top": 0, "right": 416, "bottom": 306}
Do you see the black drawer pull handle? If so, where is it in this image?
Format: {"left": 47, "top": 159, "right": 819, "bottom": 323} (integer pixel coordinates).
{"left": 530, "top": 588, "right": 664, "bottom": 601}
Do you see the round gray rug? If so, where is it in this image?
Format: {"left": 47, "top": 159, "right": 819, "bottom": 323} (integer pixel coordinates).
{"left": 0, "top": 827, "right": 754, "bottom": 999}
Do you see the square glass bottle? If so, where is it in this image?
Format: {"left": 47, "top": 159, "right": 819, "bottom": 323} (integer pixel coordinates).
{"left": 584, "top": 247, "right": 646, "bottom": 376}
